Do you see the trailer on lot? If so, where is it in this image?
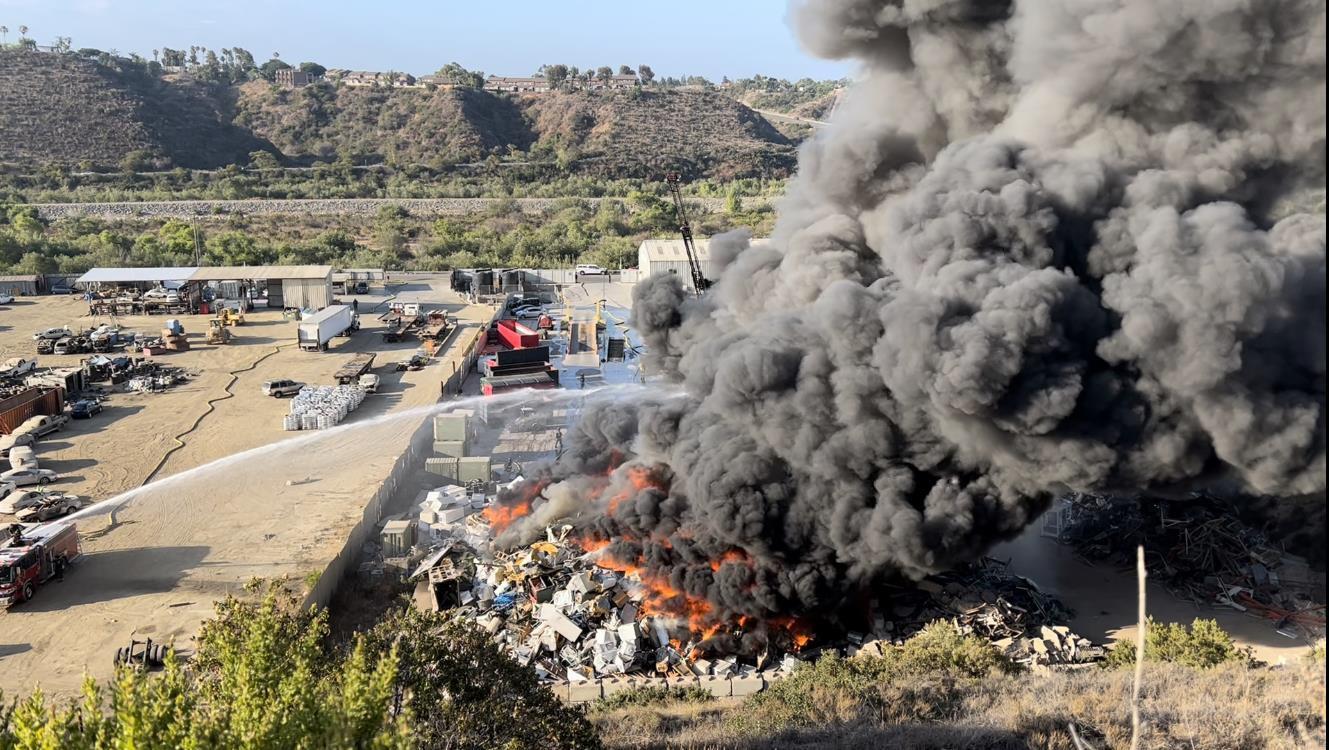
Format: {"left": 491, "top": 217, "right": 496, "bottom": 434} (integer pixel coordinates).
{"left": 297, "top": 305, "right": 356, "bottom": 352}
{"left": 333, "top": 353, "right": 377, "bottom": 385}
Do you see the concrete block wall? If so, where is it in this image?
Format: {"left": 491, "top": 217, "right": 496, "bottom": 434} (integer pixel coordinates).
{"left": 550, "top": 672, "right": 781, "bottom": 704}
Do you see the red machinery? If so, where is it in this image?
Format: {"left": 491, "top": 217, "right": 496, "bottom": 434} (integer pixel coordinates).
{"left": 0, "top": 521, "right": 81, "bottom": 607}
{"left": 495, "top": 319, "right": 540, "bottom": 349}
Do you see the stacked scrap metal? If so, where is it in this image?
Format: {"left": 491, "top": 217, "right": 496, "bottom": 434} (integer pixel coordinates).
{"left": 124, "top": 362, "right": 193, "bottom": 393}
{"left": 1054, "top": 493, "right": 1326, "bottom": 641}
{"left": 283, "top": 385, "right": 366, "bottom": 430}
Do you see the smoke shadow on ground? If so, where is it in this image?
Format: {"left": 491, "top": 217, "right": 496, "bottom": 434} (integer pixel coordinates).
{"left": 16, "top": 545, "right": 210, "bottom": 612}
{"left": 991, "top": 522, "right": 1322, "bottom": 662}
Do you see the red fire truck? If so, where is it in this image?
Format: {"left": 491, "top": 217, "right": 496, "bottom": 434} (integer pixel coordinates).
{"left": 0, "top": 521, "right": 80, "bottom": 607}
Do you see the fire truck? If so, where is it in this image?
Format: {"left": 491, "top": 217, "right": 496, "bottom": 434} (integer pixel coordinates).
{"left": 0, "top": 521, "right": 80, "bottom": 607}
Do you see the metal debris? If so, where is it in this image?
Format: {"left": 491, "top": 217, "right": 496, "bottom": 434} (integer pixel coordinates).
{"left": 1052, "top": 493, "right": 1326, "bottom": 642}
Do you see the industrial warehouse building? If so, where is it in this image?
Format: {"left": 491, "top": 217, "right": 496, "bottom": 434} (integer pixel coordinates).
{"left": 76, "top": 265, "right": 334, "bottom": 310}
{"left": 636, "top": 237, "right": 769, "bottom": 288}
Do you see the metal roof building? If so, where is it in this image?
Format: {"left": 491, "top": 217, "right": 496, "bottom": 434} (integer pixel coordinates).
{"left": 636, "top": 237, "right": 769, "bottom": 288}
{"left": 76, "top": 267, "right": 200, "bottom": 284}
{"left": 76, "top": 265, "right": 335, "bottom": 310}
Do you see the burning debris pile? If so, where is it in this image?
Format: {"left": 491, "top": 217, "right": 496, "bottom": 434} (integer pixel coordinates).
{"left": 489, "top": 0, "right": 1326, "bottom": 640}
{"left": 408, "top": 482, "right": 1106, "bottom": 681}
{"left": 1054, "top": 494, "right": 1327, "bottom": 641}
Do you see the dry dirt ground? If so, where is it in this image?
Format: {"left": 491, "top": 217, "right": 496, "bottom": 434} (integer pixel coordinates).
{"left": 0, "top": 284, "right": 495, "bottom": 697}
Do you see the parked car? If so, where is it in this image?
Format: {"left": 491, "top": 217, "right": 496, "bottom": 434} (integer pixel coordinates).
{"left": 575, "top": 264, "right": 607, "bottom": 276}
{"left": 0, "top": 358, "right": 36, "bottom": 378}
{"left": 16, "top": 414, "right": 69, "bottom": 438}
{"left": 0, "top": 488, "right": 45, "bottom": 515}
{"left": 49, "top": 284, "right": 74, "bottom": 295}
{"left": 14, "top": 493, "right": 82, "bottom": 522}
{"left": 0, "top": 295, "right": 14, "bottom": 305}
{"left": 143, "top": 287, "right": 180, "bottom": 303}
{"left": 0, "top": 468, "right": 58, "bottom": 487}
{"left": 0, "top": 432, "right": 36, "bottom": 458}
{"left": 32, "top": 327, "right": 72, "bottom": 341}
{"left": 261, "top": 380, "right": 305, "bottom": 397}
{"left": 35, "top": 338, "right": 56, "bottom": 355}
{"left": 71, "top": 399, "right": 103, "bottom": 419}
{"left": 511, "top": 305, "right": 543, "bottom": 319}
{"left": 354, "top": 281, "right": 370, "bottom": 294}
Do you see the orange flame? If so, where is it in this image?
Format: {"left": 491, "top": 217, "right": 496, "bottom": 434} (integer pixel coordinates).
{"left": 482, "top": 500, "right": 531, "bottom": 532}
{"left": 709, "top": 548, "right": 751, "bottom": 573}
{"left": 482, "top": 479, "right": 548, "bottom": 532}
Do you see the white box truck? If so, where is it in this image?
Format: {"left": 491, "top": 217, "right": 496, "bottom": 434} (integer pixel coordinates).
{"left": 297, "top": 305, "right": 356, "bottom": 352}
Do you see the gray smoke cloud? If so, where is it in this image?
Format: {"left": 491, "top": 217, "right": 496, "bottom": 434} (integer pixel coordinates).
{"left": 495, "top": 0, "right": 1327, "bottom": 630}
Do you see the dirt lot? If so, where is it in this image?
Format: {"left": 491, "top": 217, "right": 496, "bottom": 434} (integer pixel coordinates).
{"left": 0, "top": 284, "right": 495, "bottom": 697}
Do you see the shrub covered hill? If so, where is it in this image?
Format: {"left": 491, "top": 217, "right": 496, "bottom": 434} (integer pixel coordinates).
{"left": 0, "top": 50, "right": 796, "bottom": 179}
{"left": 0, "top": 49, "right": 265, "bottom": 169}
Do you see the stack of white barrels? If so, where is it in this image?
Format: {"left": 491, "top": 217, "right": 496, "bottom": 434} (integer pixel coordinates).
{"left": 283, "top": 385, "right": 366, "bottom": 430}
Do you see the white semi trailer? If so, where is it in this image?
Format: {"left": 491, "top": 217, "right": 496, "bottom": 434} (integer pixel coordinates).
{"left": 297, "top": 305, "right": 357, "bottom": 352}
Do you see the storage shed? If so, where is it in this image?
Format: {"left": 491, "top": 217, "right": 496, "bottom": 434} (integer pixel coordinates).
{"left": 636, "top": 237, "right": 769, "bottom": 288}
{"left": 189, "top": 265, "right": 333, "bottom": 311}
{"left": 0, "top": 275, "right": 41, "bottom": 296}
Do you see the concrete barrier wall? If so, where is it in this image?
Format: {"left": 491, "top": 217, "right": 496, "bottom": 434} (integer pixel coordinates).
{"left": 549, "top": 672, "right": 780, "bottom": 704}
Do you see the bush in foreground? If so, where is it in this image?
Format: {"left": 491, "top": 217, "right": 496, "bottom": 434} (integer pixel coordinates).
{"left": 1103, "top": 617, "right": 1252, "bottom": 670}
{"left": 0, "top": 583, "right": 599, "bottom": 750}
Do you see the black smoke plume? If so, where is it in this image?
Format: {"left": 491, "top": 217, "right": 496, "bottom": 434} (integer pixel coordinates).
{"left": 496, "top": 0, "right": 1327, "bottom": 628}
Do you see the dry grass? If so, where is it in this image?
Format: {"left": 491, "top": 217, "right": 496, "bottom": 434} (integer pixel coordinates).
{"left": 591, "top": 661, "right": 1326, "bottom": 750}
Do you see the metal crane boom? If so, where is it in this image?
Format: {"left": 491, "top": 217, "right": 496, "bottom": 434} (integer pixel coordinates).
{"left": 664, "top": 172, "right": 708, "bottom": 295}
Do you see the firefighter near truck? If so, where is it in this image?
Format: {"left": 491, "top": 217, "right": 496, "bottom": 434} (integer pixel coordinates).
{"left": 0, "top": 521, "right": 80, "bottom": 607}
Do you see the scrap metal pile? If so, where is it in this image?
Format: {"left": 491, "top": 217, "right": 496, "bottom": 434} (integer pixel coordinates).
{"left": 283, "top": 385, "right": 366, "bottom": 430}
{"left": 1054, "top": 493, "right": 1327, "bottom": 641}
{"left": 404, "top": 485, "right": 1107, "bottom": 681}
{"left": 124, "top": 362, "right": 194, "bottom": 393}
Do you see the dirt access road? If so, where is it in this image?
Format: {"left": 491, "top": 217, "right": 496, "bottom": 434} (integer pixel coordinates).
{"left": 0, "top": 283, "right": 495, "bottom": 697}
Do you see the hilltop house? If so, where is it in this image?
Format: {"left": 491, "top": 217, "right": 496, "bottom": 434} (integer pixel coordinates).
{"left": 275, "top": 69, "right": 310, "bottom": 88}
{"left": 332, "top": 70, "right": 417, "bottom": 87}
{"left": 483, "top": 75, "right": 550, "bottom": 93}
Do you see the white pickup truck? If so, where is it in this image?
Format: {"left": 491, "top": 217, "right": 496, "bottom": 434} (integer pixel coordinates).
{"left": 0, "top": 358, "right": 37, "bottom": 379}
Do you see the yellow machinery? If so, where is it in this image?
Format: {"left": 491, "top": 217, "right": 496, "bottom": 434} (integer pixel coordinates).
{"left": 206, "top": 319, "right": 233, "bottom": 345}
{"left": 217, "top": 307, "right": 245, "bottom": 326}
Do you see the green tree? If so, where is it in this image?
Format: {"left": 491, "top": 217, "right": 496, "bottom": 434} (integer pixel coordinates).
{"left": 14, "top": 251, "right": 57, "bottom": 275}
{"left": 205, "top": 231, "right": 269, "bottom": 266}
{"left": 119, "top": 149, "right": 154, "bottom": 174}
{"left": 638, "top": 63, "right": 655, "bottom": 84}
{"left": 543, "top": 63, "right": 570, "bottom": 90}
{"left": 618, "top": 65, "right": 635, "bottom": 76}
{"left": 724, "top": 186, "right": 743, "bottom": 214}
{"left": 248, "top": 150, "right": 280, "bottom": 171}
{"left": 361, "top": 609, "right": 601, "bottom": 750}
{"left": 259, "top": 57, "right": 292, "bottom": 81}
{"left": 596, "top": 66, "right": 612, "bottom": 86}
{"left": 433, "top": 61, "right": 483, "bottom": 88}
{"left": 298, "top": 61, "right": 327, "bottom": 78}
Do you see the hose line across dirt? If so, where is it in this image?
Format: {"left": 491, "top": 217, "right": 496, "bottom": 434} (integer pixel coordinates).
{"left": 89, "top": 343, "right": 292, "bottom": 536}
{"left": 143, "top": 343, "right": 292, "bottom": 484}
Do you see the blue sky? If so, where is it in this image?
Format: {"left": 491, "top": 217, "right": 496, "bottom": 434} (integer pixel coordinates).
{"left": 0, "top": 0, "right": 852, "bottom": 81}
